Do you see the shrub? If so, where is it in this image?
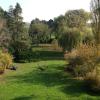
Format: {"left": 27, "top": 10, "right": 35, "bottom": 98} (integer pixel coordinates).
{"left": 65, "top": 44, "right": 100, "bottom": 77}
{"left": 0, "top": 50, "right": 13, "bottom": 73}
{"left": 14, "top": 49, "right": 33, "bottom": 62}
{"left": 65, "top": 44, "right": 100, "bottom": 92}
{"left": 0, "top": 66, "right": 5, "bottom": 74}
{"left": 85, "top": 71, "right": 100, "bottom": 92}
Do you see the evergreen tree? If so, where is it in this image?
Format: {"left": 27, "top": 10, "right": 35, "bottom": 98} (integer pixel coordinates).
{"left": 5, "top": 3, "right": 31, "bottom": 60}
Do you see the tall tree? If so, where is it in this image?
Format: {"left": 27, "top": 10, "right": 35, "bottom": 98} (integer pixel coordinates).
{"left": 91, "top": 0, "right": 100, "bottom": 70}
{"left": 5, "top": 3, "right": 31, "bottom": 59}
{"left": 0, "top": 7, "right": 11, "bottom": 49}
{"left": 53, "top": 9, "right": 90, "bottom": 37}
{"left": 58, "top": 28, "right": 81, "bottom": 52}
{"left": 53, "top": 15, "right": 67, "bottom": 38}
{"left": 91, "top": 0, "right": 100, "bottom": 44}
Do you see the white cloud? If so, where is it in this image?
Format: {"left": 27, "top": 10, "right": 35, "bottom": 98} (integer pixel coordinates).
{"left": 22, "top": 0, "right": 91, "bottom": 22}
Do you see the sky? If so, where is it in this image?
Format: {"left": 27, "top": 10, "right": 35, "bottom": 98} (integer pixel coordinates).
{"left": 0, "top": 0, "right": 91, "bottom": 22}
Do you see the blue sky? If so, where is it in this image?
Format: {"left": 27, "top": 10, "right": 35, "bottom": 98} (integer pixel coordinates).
{"left": 0, "top": 0, "right": 91, "bottom": 22}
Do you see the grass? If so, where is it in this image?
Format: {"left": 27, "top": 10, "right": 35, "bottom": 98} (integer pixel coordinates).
{"left": 0, "top": 47, "right": 100, "bottom": 100}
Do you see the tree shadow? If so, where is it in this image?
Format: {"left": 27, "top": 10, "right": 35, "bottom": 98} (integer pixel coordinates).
{"left": 59, "top": 78, "right": 100, "bottom": 97}
{"left": 59, "top": 79, "right": 86, "bottom": 97}
{"left": 11, "top": 94, "right": 36, "bottom": 100}
{"left": 7, "top": 64, "right": 70, "bottom": 86}
{"left": 8, "top": 63, "right": 100, "bottom": 97}
{"left": 15, "top": 50, "right": 64, "bottom": 63}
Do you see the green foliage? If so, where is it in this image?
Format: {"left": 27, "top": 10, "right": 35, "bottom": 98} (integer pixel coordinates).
{"left": 29, "top": 19, "right": 50, "bottom": 44}
{"left": 65, "top": 9, "right": 90, "bottom": 28}
{"left": 82, "top": 27, "right": 94, "bottom": 44}
{"left": 0, "top": 7, "right": 4, "bottom": 17}
{"left": 53, "top": 15, "right": 66, "bottom": 38}
{"left": 58, "top": 28, "right": 81, "bottom": 52}
{"left": 0, "top": 15, "right": 11, "bottom": 49}
{"left": 53, "top": 9, "right": 90, "bottom": 38}
{"left": 91, "top": 0, "right": 100, "bottom": 44}
{"left": 4, "top": 3, "right": 32, "bottom": 60}
{"left": 83, "top": 0, "right": 100, "bottom": 92}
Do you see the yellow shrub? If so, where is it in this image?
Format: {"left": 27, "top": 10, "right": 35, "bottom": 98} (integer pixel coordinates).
{"left": 64, "top": 50, "right": 77, "bottom": 60}
{"left": 85, "top": 71, "right": 100, "bottom": 92}
{"left": 76, "top": 44, "right": 98, "bottom": 60}
{"left": 0, "top": 51, "right": 13, "bottom": 70}
{"left": 65, "top": 44, "right": 100, "bottom": 77}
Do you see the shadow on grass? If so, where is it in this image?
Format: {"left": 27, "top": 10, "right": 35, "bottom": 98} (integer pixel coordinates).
{"left": 15, "top": 50, "right": 64, "bottom": 63}
{"left": 8, "top": 64, "right": 69, "bottom": 87}
{"left": 11, "top": 95, "right": 36, "bottom": 100}
{"left": 7, "top": 63, "right": 100, "bottom": 97}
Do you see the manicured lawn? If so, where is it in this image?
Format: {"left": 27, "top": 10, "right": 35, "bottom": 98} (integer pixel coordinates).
{"left": 0, "top": 48, "right": 100, "bottom": 100}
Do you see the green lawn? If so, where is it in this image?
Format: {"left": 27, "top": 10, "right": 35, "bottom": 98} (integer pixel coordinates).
{"left": 0, "top": 48, "right": 100, "bottom": 100}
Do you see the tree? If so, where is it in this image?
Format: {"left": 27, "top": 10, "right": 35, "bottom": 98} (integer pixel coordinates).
{"left": 90, "top": 0, "right": 100, "bottom": 75}
{"left": 0, "top": 27, "right": 11, "bottom": 48}
{"left": 53, "top": 9, "right": 90, "bottom": 40}
{"left": 65, "top": 9, "right": 90, "bottom": 29}
{"left": 82, "top": 27, "right": 94, "bottom": 44}
{"left": 4, "top": 6, "right": 15, "bottom": 36}
{"left": 0, "top": 7, "right": 4, "bottom": 17}
{"left": 91, "top": 0, "right": 100, "bottom": 44}
{"left": 47, "top": 19, "right": 54, "bottom": 29}
{"left": 53, "top": 9, "right": 90, "bottom": 52}
{"left": 0, "top": 7, "right": 5, "bottom": 29}
{"left": 13, "top": 3, "right": 22, "bottom": 21}
{"left": 58, "top": 28, "right": 81, "bottom": 52}
{"left": 29, "top": 19, "right": 50, "bottom": 44}
{"left": 47, "top": 19, "right": 54, "bottom": 39}
{"left": 5, "top": 3, "right": 31, "bottom": 60}
{"left": 0, "top": 7, "right": 11, "bottom": 49}
{"left": 53, "top": 15, "right": 67, "bottom": 38}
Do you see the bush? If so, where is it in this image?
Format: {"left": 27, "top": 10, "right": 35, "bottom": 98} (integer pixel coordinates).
{"left": 65, "top": 44, "right": 100, "bottom": 77}
{"left": 0, "top": 66, "right": 5, "bottom": 74}
{"left": 14, "top": 49, "right": 33, "bottom": 62}
{"left": 85, "top": 71, "right": 100, "bottom": 92}
{"left": 65, "top": 44, "right": 100, "bottom": 92}
{"left": 0, "top": 50, "right": 13, "bottom": 73}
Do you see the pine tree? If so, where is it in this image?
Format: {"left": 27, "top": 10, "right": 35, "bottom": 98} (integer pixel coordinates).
{"left": 6, "top": 3, "right": 31, "bottom": 60}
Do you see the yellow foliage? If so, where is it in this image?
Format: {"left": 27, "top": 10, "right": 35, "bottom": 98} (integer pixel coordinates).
{"left": 52, "top": 39, "right": 62, "bottom": 51}
{"left": 76, "top": 44, "right": 97, "bottom": 60}
{"left": 0, "top": 51, "right": 13, "bottom": 70}
{"left": 64, "top": 44, "right": 100, "bottom": 77}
